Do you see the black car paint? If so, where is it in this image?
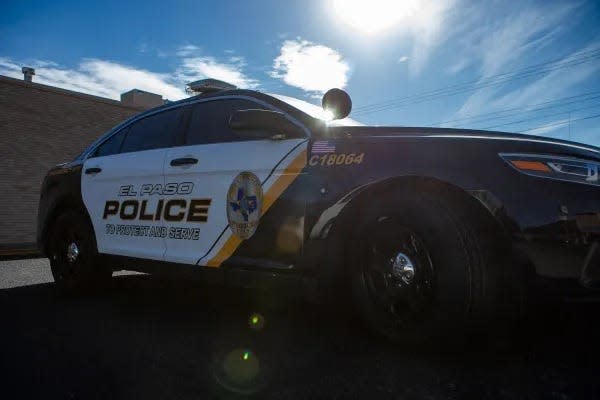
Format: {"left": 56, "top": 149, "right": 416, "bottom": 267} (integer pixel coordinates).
{"left": 36, "top": 161, "right": 87, "bottom": 253}
{"left": 37, "top": 90, "right": 600, "bottom": 295}
{"left": 227, "top": 131, "right": 599, "bottom": 291}
{"left": 298, "top": 130, "right": 599, "bottom": 283}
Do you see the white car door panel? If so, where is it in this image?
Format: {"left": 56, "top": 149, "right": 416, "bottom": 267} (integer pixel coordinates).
{"left": 81, "top": 149, "right": 168, "bottom": 260}
{"left": 163, "top": 138, "right": 307, "bottom": 265}
{"left": 81, "top": 106, "right": 183, "bottom": 261}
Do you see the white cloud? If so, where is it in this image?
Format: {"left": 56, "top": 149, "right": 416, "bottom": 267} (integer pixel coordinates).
{"left": 0, "top": 46, "right": 260, "bottom": 101}
{"left": 451, "top": 40, "right": 600, "bottom": 126}
{"left": 452, "top": 3, "right": 585, "bottom": 119}
{"left": 0, "top": 57, "right": 186, "bottom": 100}
{"left": 176, "top": 56, "right": 258, "bottom": 89}
{"left": 172, "top": 44, "right": 259, "bottom": 89}
{"left": 404, "top": 0, "right": 456, "bottom": 75}
{"left": 0, "top": 57, "right": 21, "bottom": 76}
{"left": 491, "top": 43, "right": 600, "bottom": 110}
{"left": 477, "top": 4, "right": 574, "bottom": 78}
{"left": 523, "top": 119, "right": 569, "bottom": 136}
{"left": 176, "top": 44, "right": 201, "bottom": 57}
{"left": 398, "top": 56, "right": 409, "bottom": 63}
{"left": 446, "top": 58, "right": 470, "bottom": 75}
{"left": 270, "top": 39, "right": 350, "bottom": 95}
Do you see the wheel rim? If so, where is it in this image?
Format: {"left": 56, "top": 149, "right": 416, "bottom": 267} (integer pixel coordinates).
{"left": 66, "top": 241, "right": 80, "bottom": 263}
{"left": 363, "top": 221, "right": 435, "bottom": 323}
{"left": 52, "top": 229, "right": 83, "bottom": 282}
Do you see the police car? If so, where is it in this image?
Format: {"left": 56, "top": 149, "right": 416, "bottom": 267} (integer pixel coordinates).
{"left": 37, "top": 79, "right": 600, "bottom": 342}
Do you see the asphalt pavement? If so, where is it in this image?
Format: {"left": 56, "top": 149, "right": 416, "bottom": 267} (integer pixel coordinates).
{"left": 1, "top": 258, "right": 599, "bottom": 399}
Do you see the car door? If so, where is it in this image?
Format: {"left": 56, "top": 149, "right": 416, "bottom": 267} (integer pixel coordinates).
{"left": 163, "top": 97, "right": 308, "bottom": 266}
{"left": 81, "top": 107, "right": 185, "bottom": 261}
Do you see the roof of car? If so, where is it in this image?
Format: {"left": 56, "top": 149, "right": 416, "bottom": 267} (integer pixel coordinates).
{"left": 162, "top": 89, "right": 272, "bottom": 109}
{"left": 137, "top": 89, "right": 319, "bottom": 127}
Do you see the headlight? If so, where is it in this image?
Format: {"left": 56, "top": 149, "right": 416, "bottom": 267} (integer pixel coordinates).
{"left": 500, "top": 153, "right": 599, "bottom": 186}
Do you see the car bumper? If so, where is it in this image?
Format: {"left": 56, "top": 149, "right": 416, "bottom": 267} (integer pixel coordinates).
{"left": 581, "top": 241, "right": 600, "bottom": 289}
{"left": 516, "top": 239, "right": 600, "bottom": 290}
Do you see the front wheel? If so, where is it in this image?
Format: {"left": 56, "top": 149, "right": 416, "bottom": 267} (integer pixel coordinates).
{"left": 349, "top": 191, "right": 510, "bottom": 344}
{"left": 48, "top": 210, "right": 111, "bottom": 292}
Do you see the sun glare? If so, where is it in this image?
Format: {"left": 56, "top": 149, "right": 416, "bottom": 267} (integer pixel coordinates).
{"left": 322, "top": 109, "right": 335, "bottom": 121}
{"left": 333, "top": 0, "right": 417, "bottom": 34}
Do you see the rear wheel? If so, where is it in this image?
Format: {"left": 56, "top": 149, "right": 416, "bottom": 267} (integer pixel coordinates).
{"left": 349, "top": 190, "right": 511, "bottom": 344}
{"left": 48, "top": 210, "right": 111, "bottom": 292}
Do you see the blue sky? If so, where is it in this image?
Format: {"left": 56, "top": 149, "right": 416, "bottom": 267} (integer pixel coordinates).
{"left": 1, "top": 0, "right": 599, "bottom": 146}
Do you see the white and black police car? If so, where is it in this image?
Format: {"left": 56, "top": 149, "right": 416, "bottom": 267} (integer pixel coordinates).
{"left": 38, "top": 79, "right": 600, "bottom": 343}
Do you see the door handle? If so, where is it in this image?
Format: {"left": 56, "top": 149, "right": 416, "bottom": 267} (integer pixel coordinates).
{"left": 85, "top": 167, "right": 102, "bottom": 174}
{"left": 170, "top": 157, "right": 198, "bottom": 167}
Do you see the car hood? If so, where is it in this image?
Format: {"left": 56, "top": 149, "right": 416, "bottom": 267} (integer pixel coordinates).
{"left": 326, "top": 125, "right": 600, "bottom": 158}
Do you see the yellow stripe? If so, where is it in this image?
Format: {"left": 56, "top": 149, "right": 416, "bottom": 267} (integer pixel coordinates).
{"left": 205, "top": 235, "right": 241, "bottom": 267}
{"left": 206, "top": 149, "right": 307, "bottom": 267}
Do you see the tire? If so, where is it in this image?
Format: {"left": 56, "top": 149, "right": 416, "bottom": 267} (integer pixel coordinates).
{"left": 48, "top": 210, "right": 111, "bottom": 292}
{"left": 348, "top": 189, "right": 512, "bottom": 345}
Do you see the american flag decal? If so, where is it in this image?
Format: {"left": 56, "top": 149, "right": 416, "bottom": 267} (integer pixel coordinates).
{"left": 311, "top": 140, "right": 336, "bottom": 154}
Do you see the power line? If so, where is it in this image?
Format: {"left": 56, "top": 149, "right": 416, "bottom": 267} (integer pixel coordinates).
{"left": 481, "top": 102, "right": 600, "bottom": 130}
{"left": 354, "top": 54, "right": 600, "bottom": 116}
{"left": 352, "top": 48, "right": 600, "bottom": 116}
{"left": 353, "top": 48, "right": 600, "bottom": 113}
{"left": 435, "top": 91, "right": 600, "bottom": 127}
{"left": 518, "top": 112, "right": 600, "bottom": 133}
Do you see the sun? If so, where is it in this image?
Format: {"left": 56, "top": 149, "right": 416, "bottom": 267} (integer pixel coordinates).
{"left": 332, "top": 0, "right": 417, "bottom": 35}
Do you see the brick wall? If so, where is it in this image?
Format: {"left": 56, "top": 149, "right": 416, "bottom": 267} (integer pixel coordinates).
{"left": 0, "top": 76, "right": 145, "bottom": 247}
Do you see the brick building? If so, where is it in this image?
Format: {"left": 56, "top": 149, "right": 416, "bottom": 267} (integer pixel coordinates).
{"left": 0, "top": 73, "right": 164, "bottom": 254}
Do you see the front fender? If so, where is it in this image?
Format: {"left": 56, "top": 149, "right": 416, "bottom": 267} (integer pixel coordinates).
{"left": 308, "top": 175, "right": 510, "bottom": 241}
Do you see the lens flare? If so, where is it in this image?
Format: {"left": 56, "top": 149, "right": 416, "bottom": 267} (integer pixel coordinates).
{"left": 214, "top": 347, "right": 261, "bottom": 391}
{"left": 248, "top": 313, "right": 265, "bottom": 330}
{"left": 322, "top": 109, "right": 335, "bottom": 121}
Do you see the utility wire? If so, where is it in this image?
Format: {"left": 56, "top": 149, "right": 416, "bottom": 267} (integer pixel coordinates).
{"left": 354, "top": 54, "right": 600, "bottom": 116}
{"left": 354, "top": 48, "right": 600, "bottom": 113}
{"left": 518, "top": 112, "right": 600, "bottom": 133}
{"left": 435, "top": 91, "right": 600, "bottom": 127}
{"left": 481, "top": 102, "right": 600, "bottom": 130}
{"left": 352, "top": 48, "right": 600, "bottom": 116}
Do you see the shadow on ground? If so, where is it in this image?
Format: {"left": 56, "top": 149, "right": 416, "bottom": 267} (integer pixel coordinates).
{"left": 1, "top": 274, "right": 599, "bottom": 399}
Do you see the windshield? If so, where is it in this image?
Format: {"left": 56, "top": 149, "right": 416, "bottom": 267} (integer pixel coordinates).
{"left": 270, "top": 94, "right": 363, "bottom": 126}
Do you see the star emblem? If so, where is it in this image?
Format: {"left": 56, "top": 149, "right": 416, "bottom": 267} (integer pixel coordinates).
{"left": 229, "top": 188, "right": 258, "bottom": 222}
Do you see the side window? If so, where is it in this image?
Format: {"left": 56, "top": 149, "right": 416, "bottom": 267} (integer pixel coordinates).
{"left": 92, "top": 127, "right": 128, "bottom": 158}
{"left": 120, "top": 108, "right": 182, "bottom": 153}
{"left": 185, "top": 99, "right": 266, "bottom": 145}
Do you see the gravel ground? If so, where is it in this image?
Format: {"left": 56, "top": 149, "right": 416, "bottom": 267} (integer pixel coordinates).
{"left": 1, "top": 258, "right": 599, "bottom": 399}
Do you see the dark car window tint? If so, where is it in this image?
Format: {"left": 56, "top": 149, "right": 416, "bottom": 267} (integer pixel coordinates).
{"left": 121, "top": 109, "right": 181, "bottom": 153}
{"left": 185, "top": 99, "right": 266, "bottom": 145}
{"left": 92, "top": 127, "right": 128, "bottom": 158}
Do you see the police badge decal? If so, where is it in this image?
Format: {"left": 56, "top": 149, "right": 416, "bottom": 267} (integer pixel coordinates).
{"left": 227, "top": 172, "right": 263, "bottom": 239}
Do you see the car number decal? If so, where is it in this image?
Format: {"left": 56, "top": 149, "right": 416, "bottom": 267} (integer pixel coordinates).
{"left": 309, "top": 153, "right": 364, "bottom": 167}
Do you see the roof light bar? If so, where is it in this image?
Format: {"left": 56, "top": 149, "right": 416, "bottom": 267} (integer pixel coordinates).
{"left": 186, "top": 79, "right": 237, "bottom": 94}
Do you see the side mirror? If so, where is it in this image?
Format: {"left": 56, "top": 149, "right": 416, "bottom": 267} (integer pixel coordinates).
{"left": 322, "top": 88, "right": 352, "bottom": 120}
{"left": 229, "top": 109, "right": 303, "bottom": 140}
